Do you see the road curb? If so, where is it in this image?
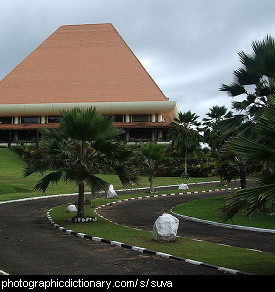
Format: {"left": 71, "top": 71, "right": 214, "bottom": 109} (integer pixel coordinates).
{"left": 96, "top": 188, "right": 275, "bottom": 234}
{"left": 47, "top": 188, "right": 253, "bottom": 275}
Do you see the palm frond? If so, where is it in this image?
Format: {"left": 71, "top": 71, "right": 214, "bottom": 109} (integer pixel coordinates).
{"left": 24, "top": 161, "right": 51, "bottom": 177}
{"left": 85, "top": 174, "right": 110, "bottom": 194}
{"left": 219, "top": 184, "right": 275, "bottom": 221}
{"left": 113, "top": 166, "right": 140, "bottom": 188}
{"left": 60, "top": 107, "right": 122, "bottom": 142}
{"left": 230, "top": 136, "right": 275, "bottom": 161}
{"left": 233, "top": 68, "right": 260, "bottom": 85}
{"left": 251, "top": 35, "right": 275, "bottom": 78}
{"left": 35, "top": 171, "right": 63, "bottom": 193}
{"left": 219, "top": 83, "right": 246, "bottom": 97}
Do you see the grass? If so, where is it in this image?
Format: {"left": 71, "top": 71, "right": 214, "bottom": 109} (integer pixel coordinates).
{"left": 0, "top": 148, "right": 219, "bottom": 202}
{"left": 1, "top": 148, "right": 275, "bottom": 275}
{"left": 50, "top": 203, "right": 275, "bottom": 275}
{"left": 172, "top": 196, "right": 275, "bottom": 230}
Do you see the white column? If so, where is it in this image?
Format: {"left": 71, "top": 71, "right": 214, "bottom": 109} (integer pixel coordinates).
{"left": 125, "top": 114, "right": 130, "bottom": 123}
{"left": 14, "top": 116, "right": 19, "bottom": 124}
{"left": 151, "top": 114, "right": 156, "bottom": 122}
{"left": 41, "top": 116, "right": 46, "bottom": 124}
{"left": 158, "top": 114, "right": 163, "bottom": 122}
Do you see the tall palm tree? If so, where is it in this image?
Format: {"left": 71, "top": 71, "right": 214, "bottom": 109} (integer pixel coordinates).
{"left": 24, "top": 107, "right": 139, "bottom": 218}
{"left": 218, "top": 35, "right": 275, "bottom": 189}
{"left": 219, "top": 96, "right": 275, "bottom": 221}
{"left": 203, "top": 105, "right": 229, "bottom": 125}
{"left": 201, "top": 105, "right": 255, "bottom": 188}
{"left": 169, "top": 111, "right": 203, "bottom": 176}
{"left": 202, "top": 105, "right": 232, "bottom": 150}
{"left": 220, "top": 35, "right": 275, "bottom": 117}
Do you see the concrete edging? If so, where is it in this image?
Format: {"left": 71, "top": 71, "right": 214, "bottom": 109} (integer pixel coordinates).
{"left": 2, "top": 183, "right": 272, "bottom": 275}
{"left": 47, "top": 187, "right": 256, "bottom": 275}
{"left": 46, "top": 209, "right": 250, "bottom": 275}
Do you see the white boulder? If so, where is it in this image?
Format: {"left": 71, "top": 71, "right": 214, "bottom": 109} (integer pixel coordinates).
{"left": 66, "top": 204, "right": 77, "bottom": 212}
{"left": 153, "top": 213, "right": 179, "bottom": 241}
{"left": 178, "top": 183, "right": 189, "bottom": 190}
{"left": 107, "top": 184, "right": 117, "bottom": 198}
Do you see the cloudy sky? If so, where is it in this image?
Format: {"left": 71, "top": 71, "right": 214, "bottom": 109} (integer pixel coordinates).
{"left": 1, "top": 0, "right": 274, "bottom": 120}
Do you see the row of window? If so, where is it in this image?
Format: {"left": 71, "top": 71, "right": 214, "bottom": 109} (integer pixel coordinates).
{"left": 0, "top": 116, "right": 62, "bottom": 124}
{"left": 0, "top": 114, "right": 162, "bottom": 124}
{"left": 104, "top": 115, "right": 153, "bottom": 122}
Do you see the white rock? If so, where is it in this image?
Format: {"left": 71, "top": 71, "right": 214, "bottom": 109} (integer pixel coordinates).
{"left": 107, "top": 184, "right": 117, "bottom": 198}
{"left": 66, "top": 204, "right": 77, "bottom": 212}
{"left": 178, "top": 183, "right": 189, "bottom": 190}
{"left": 153, "top": 213, "right": 179, "bottom": 241}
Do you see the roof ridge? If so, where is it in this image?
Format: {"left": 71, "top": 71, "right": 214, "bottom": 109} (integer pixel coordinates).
{"left": 60, "top": 23, "right": 113, "bottom": 27}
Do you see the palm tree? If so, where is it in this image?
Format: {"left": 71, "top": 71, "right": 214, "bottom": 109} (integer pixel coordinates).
{"left": 138, "top": 143, "right": 169, "bottom": 193}
{"left": 220, "top": 35, "right": 275, "bottom": 117}
{"left": 218, "top": 35, "right": 275, "bottom": 189}
{"left": 202, "top": 105, "right": 232, "bottom": 150}
{"left": 24, "top": 107, "right": 139, "bottom": 218}
{"left": 219, "top": 96, "right": 275, "bottom": 221}
{"left": 202, "top": 107, "right": 255, "bottom": 188}
{"left": 169, "top": 111, "right": 203, "bottom": 177}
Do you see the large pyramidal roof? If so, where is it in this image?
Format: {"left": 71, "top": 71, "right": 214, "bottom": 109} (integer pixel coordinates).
{"left": 0, "top": 23, "right": 168, "bottom": 105}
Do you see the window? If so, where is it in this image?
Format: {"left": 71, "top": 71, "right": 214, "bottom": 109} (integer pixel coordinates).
{"left": 131, "top": 115, "right": 149, "bottom": 122}
{"left": 48, "top": 116, "right": 62, "bottom": 123}
{"left": 114, "top": 115, "right": 124, "bottom": 122}
{"left": 21, "top": 117, "right": 40, "bottom": 123}
{"left": 0, "top": 117, "right": 12, "bottom": 124}
{"left": 103, "top": 115, "right": 124, "bottom": 122}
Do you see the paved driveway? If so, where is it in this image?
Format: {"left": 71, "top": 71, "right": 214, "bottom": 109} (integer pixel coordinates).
{"left": 0, "top": 195, "right": 225, "bottom": 275}
{"left": 0, "top": 184, "right": 274, "bottom": 275}
{"left": 98, "top": 191, "right": 275, "bottom": 253}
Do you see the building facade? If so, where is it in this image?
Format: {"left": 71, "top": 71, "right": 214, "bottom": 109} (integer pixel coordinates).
{"left": 0, "top": 24, "right": 178, "bottom": 145}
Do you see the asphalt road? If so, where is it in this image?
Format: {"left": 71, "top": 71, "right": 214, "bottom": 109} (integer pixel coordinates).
{"left": 98, "top": 191, "right": 275, "bottom": 254}
{"left": 0, "top": 184, "right": 274, "bottom": 276}
{"left": 0, "top": 195, "right": 225, "bottom": 275}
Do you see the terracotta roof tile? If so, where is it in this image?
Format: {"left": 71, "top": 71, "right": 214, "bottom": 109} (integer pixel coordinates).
{"left": 0, "top": 24, "right": 167, "bottom": 105}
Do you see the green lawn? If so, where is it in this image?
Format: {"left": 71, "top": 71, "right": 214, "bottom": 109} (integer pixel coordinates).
{"left": 0, "top": 148, "right": 219, "bottom": 202}
{"left": 172, "top": 196, "right": 275, "bottom": 230}
{"left": 50, "top": 203, "right": 275, "bottom": 275}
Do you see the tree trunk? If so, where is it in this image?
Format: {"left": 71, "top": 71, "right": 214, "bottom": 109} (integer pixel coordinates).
{"left": 184, "top": 147, "right": 188, "bottom": 176}
{"left": 149, "top": 176, "right": 154, "bottom": 193}
{"left": 77, "top": 182, "right": 85, "bottom": 218}
{"left": 240, "top": 168, "right": 247, "bottom": 189}
{"left": 219, "top": 175, "right": 224, "bottom": 185}
{"left": 77, "top": 141, "right": 86, "bottom": 217}
{"left": 270, "top": 199, "right": 275, "bottom": 213}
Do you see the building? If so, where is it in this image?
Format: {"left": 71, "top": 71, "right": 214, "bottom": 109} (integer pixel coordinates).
{"left": 0, "top": 23, "right": 178, "bottom": 145}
